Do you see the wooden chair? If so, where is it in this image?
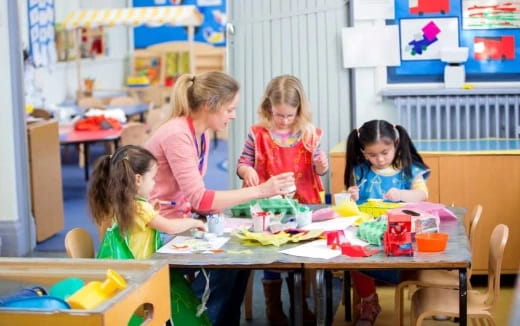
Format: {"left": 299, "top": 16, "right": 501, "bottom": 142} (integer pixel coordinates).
{"left": 394, "top": 204, "right": 483, "bottom": 325}
{"left": 410, "top": 224, "right": 509, "bottom": 326}
{"left": 77, "top": 97, "right": 105, "bottom": 110}
{"left": 109, "top": 96, "right": 138, "bottom": 107}
{"left": 146, "top": 106, "right": 169, "bottom": 136}
{"left": 64, "top": 227, "right": 95, "bottom": 258}
{"left": 120, "top": 122, "right": 149, "bottom": 146}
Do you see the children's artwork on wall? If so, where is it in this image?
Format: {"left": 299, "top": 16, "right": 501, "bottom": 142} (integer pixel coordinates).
{"left": 386, "top": 0, "right": 520, "bottom": 83}
{"left": 133, "top": 0, "right": 226, "bottom": 48}
{"left": 408, "top": 0, "right": 451, "bottom": 16}
{"left": 463, "top": 0, "right": 520, "bottom": 29}
{"left": 401, "top": 18, "right": 459, "bottom": 60}
{"left": 27, "top": 0, "right": 57, "bottom": 67}
{"left": 474, "top": 35, "right": 516, "bottom": 60}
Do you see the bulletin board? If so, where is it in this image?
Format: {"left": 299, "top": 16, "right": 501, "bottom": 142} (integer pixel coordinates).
{"left": 388, "top": 0, "right": 520, "bottom": 83}
{"left": 133, "top": 0, "right": 226, "bottom": 49}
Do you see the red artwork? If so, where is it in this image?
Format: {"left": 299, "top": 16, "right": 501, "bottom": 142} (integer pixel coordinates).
{"left": 474, "top": 36, "right": 516, "bottom": 60}
{"left": 409, "top": 0, "right": 450, "bottom": 15}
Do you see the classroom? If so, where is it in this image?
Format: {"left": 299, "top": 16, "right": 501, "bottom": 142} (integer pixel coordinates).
{"left": 0, "top": 0, "right": 519, "bottom": 325}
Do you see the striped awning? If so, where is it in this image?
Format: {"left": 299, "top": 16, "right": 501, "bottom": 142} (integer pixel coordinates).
{"left": 62, "top": 6, "right": 203, "bottom": 30}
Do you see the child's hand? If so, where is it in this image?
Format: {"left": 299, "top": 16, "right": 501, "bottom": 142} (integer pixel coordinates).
{"left": 384, "top": 188, "right": 401, "bottom": 202}
{"left": 151, "top": 199, "right": 160, "bottom": 211}
{"left": 193, "top": 219, "right": 207, "bottom": 232}
{"left": 259, "top": 172, "right": 295, "bottom": 197}
{"left": 242, "top": 167, "right": 260, "bottom": 187}
{"left": 346, "top": 186, "right": 360, "bottom": 201}
{"left": 313, "top": 152, "right": 329, "bottom": 175}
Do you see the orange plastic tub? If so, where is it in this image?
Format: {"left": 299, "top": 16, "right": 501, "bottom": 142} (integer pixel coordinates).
{"left": 415, "top": 232, "right": 449, "bottom": 252}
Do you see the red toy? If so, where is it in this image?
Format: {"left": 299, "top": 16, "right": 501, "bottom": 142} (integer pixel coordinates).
{"left": 384, "top": 211, "right": 413, "bottom": 256}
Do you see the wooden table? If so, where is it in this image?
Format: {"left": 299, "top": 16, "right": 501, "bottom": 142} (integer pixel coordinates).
{"left": 302, "top": 207, "right": 471, "bottom": 326}
{"left": 154, "top": 234, "right": 308, "bottom": 326}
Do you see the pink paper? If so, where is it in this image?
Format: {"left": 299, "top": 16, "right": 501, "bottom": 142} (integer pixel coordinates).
{"left": 401, "top": 202, "right": 457, "bottom": 219}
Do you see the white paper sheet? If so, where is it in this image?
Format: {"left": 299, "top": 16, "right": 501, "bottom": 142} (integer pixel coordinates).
{"left": 353, "top": 0, "right": 395, "bottom": 20}
{"left": 157, "top": 235, "right": 229, "bottom": 254}
{"left": 280, "top": 240, "right": 341, "bottom": 259}
{"left": 342, "top": 25, "right": 400, "bottom": 68}
{"left": 302, "top": 217, "right": 356, "bottom": 231}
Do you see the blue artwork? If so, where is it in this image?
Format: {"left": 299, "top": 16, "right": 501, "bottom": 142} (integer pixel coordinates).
{"left": 388, "top": 0, "right": 520, "bottom": 83}
{"left": 133, "top": 0, "right": 226, "bottom": 49}
{"left": 27, "top": 0, "right": 57, "bottom": 67}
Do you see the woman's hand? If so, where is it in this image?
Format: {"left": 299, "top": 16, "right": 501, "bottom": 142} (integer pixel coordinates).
{"left": 241, "top": 166, "right": 260, "bottom": 187}
{"left": 384, "top": 188, "right": 401, "bottom": 202}
{"left": 346, "top": 186, "right": 360, "bottom": 201}
{"left": 192, "top": 219, "right": 207, "bottom": 232}
{"left": 258, "top": 172, "right": 295, "bottom": 198}
{"left": 313, "top": 152, "right": 329, "bottom": 175}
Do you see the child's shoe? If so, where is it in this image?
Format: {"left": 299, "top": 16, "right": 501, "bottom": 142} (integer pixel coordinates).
{"left": 355, "top": 293, "right": 381, "bottom": 326}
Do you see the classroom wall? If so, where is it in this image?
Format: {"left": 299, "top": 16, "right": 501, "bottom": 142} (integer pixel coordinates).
{"left": 19, "top": 0, "right": 131, "bottom": 106}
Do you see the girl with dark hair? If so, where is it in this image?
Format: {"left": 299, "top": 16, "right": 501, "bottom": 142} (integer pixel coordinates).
{"left": 88, "top": 145, "right": 205, "bottom": 259}
{"left": 343, "top": 120, "right": 429, "bottom": 326}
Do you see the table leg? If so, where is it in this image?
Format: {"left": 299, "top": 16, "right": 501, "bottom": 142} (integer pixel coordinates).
{"left": 293, "top": 270, "right": 303, "bottom": 326}
{"left": 343, "top": 271, "right": 352, "bottom": 322}
{"left": 315, "top": 269, "right": 325, "bottom": 326}
{"left": 459, "top": 268, "right": 467, "bottom": 326}
{"left": 84, "top": 143, "right": 90, "bottom": 181}
{"left": 325, "top": 271, "right": 333, "bottom": 325}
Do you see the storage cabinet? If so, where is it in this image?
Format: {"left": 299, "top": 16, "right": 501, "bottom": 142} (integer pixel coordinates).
{"left": 26, "top": 120, "right": 64, "bottom": 242}
{"left": 329, "top": 141, "right": 520, "bottom": 274}
{"left": 0, "top": 258, "right": 170, "bottom": 325}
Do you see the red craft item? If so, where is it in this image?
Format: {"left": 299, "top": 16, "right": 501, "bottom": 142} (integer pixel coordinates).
{"left": 340, "top": 243, "right": 380, "bottom": 257}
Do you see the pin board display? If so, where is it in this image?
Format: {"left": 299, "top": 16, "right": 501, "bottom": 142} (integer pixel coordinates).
{"left": 132, "top": 0, "right": 226, "bottom": 49}
{"left": 387, "top": 0, "right": 520, "bottom": 83}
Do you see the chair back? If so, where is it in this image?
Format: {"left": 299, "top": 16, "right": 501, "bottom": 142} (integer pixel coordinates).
{"left": 109, "top": 96, "right": 138, "bottom": 106}
{"left": 484, "top": 224, "right": 509, "bottom": 308}
{"left": 120, "top": 122, "right": 149, "bottom": 146}
{"left": 64, "top": 227, "right": 95, "bottom": 258}
{"left": 146, "top": 106, "right": 168, "bottom": 135}
{"left": 78, "top": 97, "right": 105, "bottom": 110}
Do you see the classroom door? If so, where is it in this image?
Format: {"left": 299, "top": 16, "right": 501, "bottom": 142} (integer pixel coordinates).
{"left": 226, "top": 0, "right": 351, "bottom": 191}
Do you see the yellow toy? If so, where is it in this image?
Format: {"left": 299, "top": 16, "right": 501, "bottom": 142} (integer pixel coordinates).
{"left": 66, "top": 269, "right": 127, "bottom": 310}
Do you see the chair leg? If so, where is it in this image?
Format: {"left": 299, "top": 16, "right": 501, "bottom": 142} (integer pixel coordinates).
{"left": 244, "top": 270, "right": 254, "bottom": 320}
{"left": 395, "top": 282, "right": 407, "bottom": 326}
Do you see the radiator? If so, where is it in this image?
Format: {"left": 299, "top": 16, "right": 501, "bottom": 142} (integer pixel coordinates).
{"left": 391, "top": 95, "right": 520, "bottom": 140}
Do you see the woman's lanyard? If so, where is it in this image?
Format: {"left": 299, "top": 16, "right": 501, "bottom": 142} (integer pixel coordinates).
{"left": 187, "top": 116, "right": 206, "bottom": 174}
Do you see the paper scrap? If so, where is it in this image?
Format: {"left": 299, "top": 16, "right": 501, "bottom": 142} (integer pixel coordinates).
{"left": 302, "top": 217, "right": 356, "bottom": 231}
{"left": 157, "top": 235, "right": 229, "bottom": 254}
{"left": 280, "top": 240, "right": 341, "bottom": 259}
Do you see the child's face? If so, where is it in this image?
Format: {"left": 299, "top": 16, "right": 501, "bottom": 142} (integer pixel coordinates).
{"left": 136, "top": 162, "right": 158, "bottom": 199}
{"left": 207, "top": 93, "right": 239, "bottom": 131}
{"left": 362, "top": 140, "right": 396, "bottom": 170}
{"left": 271, "top": 104, "right": 298, "bottom": 130}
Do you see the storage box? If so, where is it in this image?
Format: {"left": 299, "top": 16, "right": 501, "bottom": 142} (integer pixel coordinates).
{"left": 0, "top": 258, "right": 170, "bottom": 325}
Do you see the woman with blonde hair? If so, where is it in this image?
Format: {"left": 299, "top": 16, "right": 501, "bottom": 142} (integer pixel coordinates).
{"left": 146, "top": 71, "right": 295, "bottom": 326}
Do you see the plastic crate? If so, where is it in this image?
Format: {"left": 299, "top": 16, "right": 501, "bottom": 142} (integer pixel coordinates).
{"left": 230, "top": 198, "right": 300, "bottom": 217}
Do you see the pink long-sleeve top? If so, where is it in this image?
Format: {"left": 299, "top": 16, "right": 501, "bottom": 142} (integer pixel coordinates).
{"left": 145, "top": 117, "right": 215, "bottom": 218}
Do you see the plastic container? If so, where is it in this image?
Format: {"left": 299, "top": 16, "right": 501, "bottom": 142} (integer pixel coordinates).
{"left": 230, "top": 198, "right": 300, "bottom": 217}
{"left": 66, "top": 269, "right": 127, "bottom": 310}
{"left": 415, "top": 232, "right": 449, "bottom": 252}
